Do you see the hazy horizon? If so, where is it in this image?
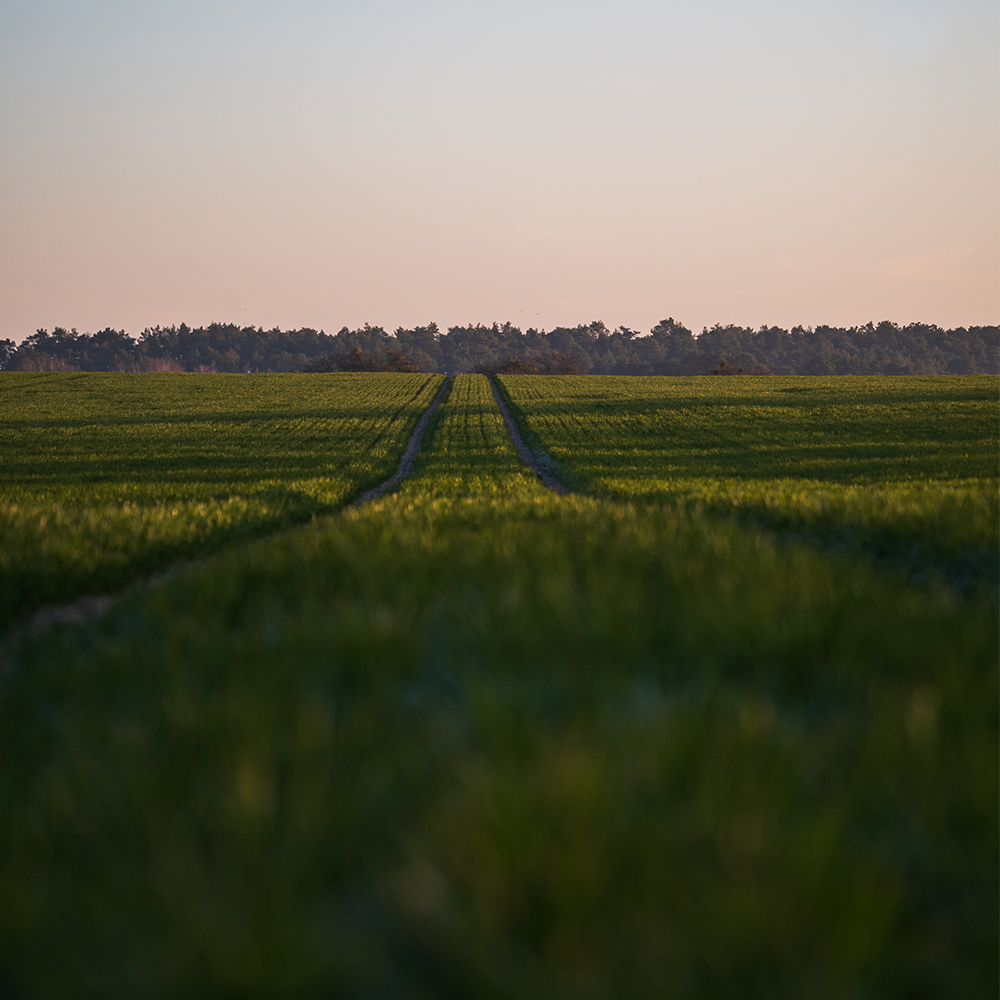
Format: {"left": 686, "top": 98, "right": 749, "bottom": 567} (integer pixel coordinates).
{"left": 2, "top": 0, "right": 997, "bottom": 344}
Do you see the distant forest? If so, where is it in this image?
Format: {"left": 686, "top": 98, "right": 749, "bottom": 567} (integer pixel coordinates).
{"left": 1, "top": 319, "right": 997, "bottom": 376}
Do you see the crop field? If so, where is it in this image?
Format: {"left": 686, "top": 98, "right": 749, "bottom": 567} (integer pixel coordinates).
{"left": 498, "top": 374, "right": 999, "bottom": 591}
{"left": 0, "top": 371, "right": 443, "bottom": 629}
{"left": 0, "top": 374, "right": 996, "bottom": 998}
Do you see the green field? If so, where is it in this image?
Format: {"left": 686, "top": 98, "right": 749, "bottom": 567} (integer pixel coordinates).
{"left": 498, "top": 374, "right": 999, "bottom": 591}
{"left": 0, "top": 371, "right": 443, "bottom": 629}
{"left": 1, "top": 374, "right": 996, "bottom": 998}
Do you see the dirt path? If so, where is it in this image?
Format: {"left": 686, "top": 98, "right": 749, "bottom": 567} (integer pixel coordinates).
{"left": 351, "top": 376, "right": 450, "bottom": 505}
{"left": 1, "top": 378, "right": 452, "bottom": 661}
{"left": 489, "top": 378, "right": 567, "bottom": 493}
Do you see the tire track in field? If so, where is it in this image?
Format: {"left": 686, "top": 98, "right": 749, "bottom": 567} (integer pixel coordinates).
{"left": 0, "top": 378, "right": 452, "bottom": 662}
{"left": 345, "top": 373, "right": 442, "bottom": 478}
{"left": 350, "top": 376, "right": 451, "bottom": 505}
{"left": 489, "top": 378, "right": 567, "bottom": 494}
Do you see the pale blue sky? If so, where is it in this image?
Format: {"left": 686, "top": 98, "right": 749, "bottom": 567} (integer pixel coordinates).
{"left": 1, "top": 0, "right": 996, "bottom": 339}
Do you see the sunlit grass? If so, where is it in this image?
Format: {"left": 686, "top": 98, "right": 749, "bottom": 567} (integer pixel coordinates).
{"left": 497, "top": 374, "right": 1000, "bottom": 590}
{"left": 0, "top": 371, "right": 443, "bottom": 627}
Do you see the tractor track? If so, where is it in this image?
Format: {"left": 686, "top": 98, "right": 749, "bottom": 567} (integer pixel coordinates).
{"left": 489, "top": 378, "right": 567, "bottom": 493}
{"left": 0, "top": 377, "right": 452, "bottom": 662}
{"left": 350, "top": 377, "right": 450, "bottom": 505}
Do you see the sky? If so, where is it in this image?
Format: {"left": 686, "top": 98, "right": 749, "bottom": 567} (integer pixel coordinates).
{"left": 0, "top": 0, "right": 997, "bottom": 341}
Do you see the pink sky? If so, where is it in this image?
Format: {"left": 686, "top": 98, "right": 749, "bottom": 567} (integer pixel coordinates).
{"left": 1, "top": 0, "right": 996, "bottom": 341}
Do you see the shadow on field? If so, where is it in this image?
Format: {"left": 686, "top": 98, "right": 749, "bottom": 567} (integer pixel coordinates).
{"left": 714, "top": 502, "right": 999, "bottom": 598}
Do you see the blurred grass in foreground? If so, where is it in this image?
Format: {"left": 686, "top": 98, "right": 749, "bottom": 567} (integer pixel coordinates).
{"left": 0, "top": 376, "right": 995, "bottom": 998}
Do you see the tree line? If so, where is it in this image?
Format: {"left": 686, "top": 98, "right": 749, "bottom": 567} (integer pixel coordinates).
{"left": 1, "top": 319, "right": 996, "bottom": 375}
